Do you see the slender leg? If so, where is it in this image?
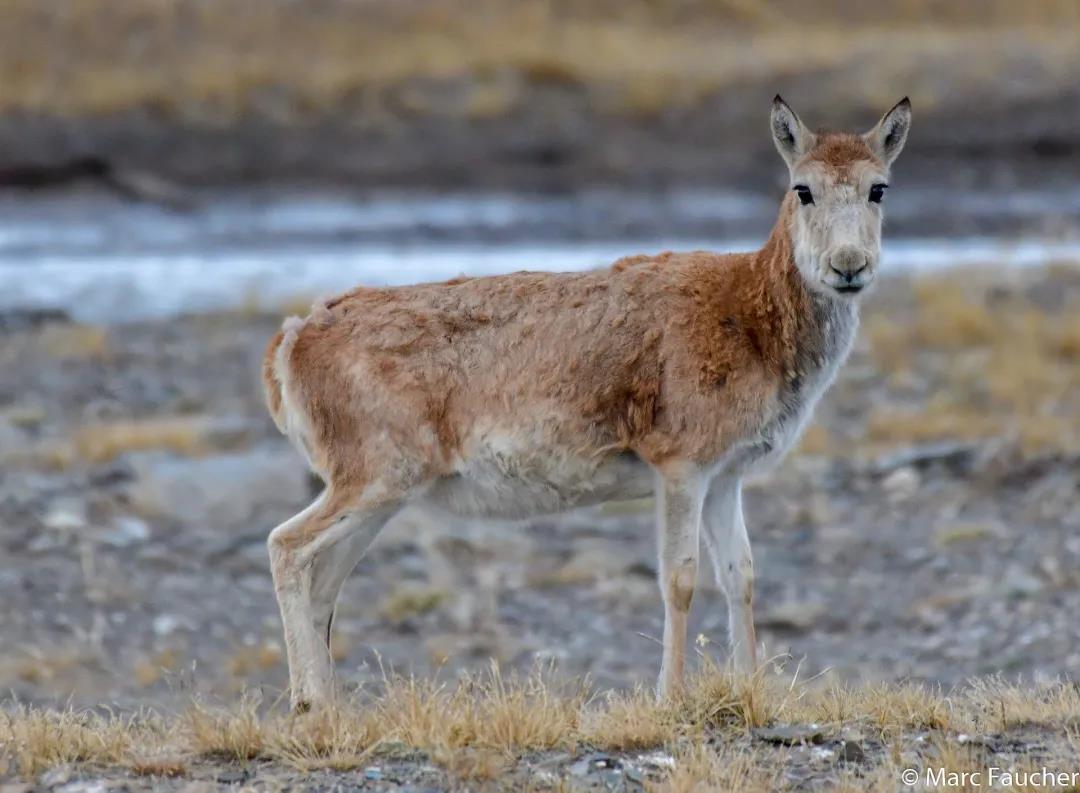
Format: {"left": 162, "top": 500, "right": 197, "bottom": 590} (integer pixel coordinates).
{"left": 701, "top": 473, "right": 757, "bottom": 674}
{"left": 268, "top": 488, "right": 400, "bottom": 711}
{"left": 656, "top": 465, "right": 706, "bottom": 699}
{"left": 309, "top": 513, "right": 394, "bottom": 657}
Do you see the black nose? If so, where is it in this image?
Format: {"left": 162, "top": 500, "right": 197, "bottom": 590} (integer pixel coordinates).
{"left": 830, "top": 266, "right": 855, "bottom": 283}
{"left": 830, "top": 264, "right": 868, "bottom": 283}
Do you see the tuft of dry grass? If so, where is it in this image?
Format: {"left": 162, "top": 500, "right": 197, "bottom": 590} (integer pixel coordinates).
{"left": 830, "top": 680, "right": 951, "bottom": 732}
{"left": 125, "top": 751, "right": 188, "bottom": 778}
{"left": 373, "top": 663, "right": 586, "bottom": 753}
{"left": 0, "top": 706, "right": 153, "bottom": 777}
{"left": 378, "top": 585, "right": 446, "bottom": 623}
{"left": 180, "top": 695, "right": 266, "bottom": 762}
{"left": 964, "top": 676, "right": 1080, "bottom": 732}
{"left": 578, "top": 686, "right": 676, "bottom": 750}
{"left": 133, "top": 648, "right": 181, "bottom": 689}
{"left": 466, "top": 664, "right": 586, "bottom": 752}
{"left": 70, "top": 416, "right": 239, "bottom": 465}
{"left": 267, "top": 704, "right": 384, "bottom": 772}
{"left": 933, "top": 521, "right": 1003, "bottom": 548}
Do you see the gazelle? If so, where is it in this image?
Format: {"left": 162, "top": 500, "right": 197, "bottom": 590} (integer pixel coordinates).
{"left": 263, "top": 96, "right": 911, "bottom": 711}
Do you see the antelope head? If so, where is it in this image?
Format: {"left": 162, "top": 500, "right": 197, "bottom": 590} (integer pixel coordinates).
{"left": 771, "top": 95, "right": 911, "bottom": 297}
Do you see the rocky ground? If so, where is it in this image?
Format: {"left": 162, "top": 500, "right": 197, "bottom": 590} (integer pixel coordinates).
{"left": 1, "top": 264, "right": 1078, "bottom": 790}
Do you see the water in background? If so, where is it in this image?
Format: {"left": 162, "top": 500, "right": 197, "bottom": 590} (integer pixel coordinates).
{"left": 1, "top": 187, "right": 1078, "bottom": 323}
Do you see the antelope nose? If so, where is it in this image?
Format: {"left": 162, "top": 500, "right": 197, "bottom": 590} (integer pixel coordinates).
{"left": 828, "top": 248, "right": 868, "bottom": 282}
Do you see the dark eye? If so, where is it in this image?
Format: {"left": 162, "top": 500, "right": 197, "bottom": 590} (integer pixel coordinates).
{"left": 793, "top": 185, "right": 814, "bottom": 206}
{"left": 869, "top": 183, "right": 888, "bottom": 203}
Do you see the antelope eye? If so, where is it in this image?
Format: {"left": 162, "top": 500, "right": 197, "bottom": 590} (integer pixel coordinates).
{"left": 869, "top": 183, "right": 888, "bottom": 203}
{"left": 793, "top": 185, "right": 814, "bottom": 206}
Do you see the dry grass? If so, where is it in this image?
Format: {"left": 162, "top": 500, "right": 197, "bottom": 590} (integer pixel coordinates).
{"left": 31, "top": 324, "right": 111, "bottom": 360}
{"left": 181, "top": 695, "right": 266, "bottom": 762}
{"left": 0, "top": 644, "right": 99, "bottom": 688}
{"left": 370, "top": 664, "right": 586, "bottom": 753}
{"left": 224, "top": 643, "right": 283, "bottom": 680}
{"left": 964, "top": 676, "right": 1080, "bottom": 732}
{"left": 68, "top": 415, "right": 245, "bottom": 465}
{"left": 578, "top": 686, "right": 677, "bottom": 750}
{"left": 133, "top": 649, "right": 181, "bottom": 689}
{"left": 801, "top": 680, "right": 952, "bottom": 733}
{"left": 0, "top": 1, "right": 1077, "bottom": 118}
{"left": 3, "top": 667, "right": 1079, "bottom": 788}
{"left": 378, "top": 585, "right": 446, "bottom": 623}
{"left": 4, "top": 414, "right": 254, "bottom": 471}
{"left": 0, "top": 324, "right": 111, "bottom": 366}
{"left": 858, "top": 267, "right": 1080, "bottom": 457}
{"left": 0, "top": 705, "right": 154, "bottom": 777}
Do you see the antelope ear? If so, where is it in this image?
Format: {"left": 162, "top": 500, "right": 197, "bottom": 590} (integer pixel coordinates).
{"left": 770, "top": 95, "right": 815, "bottom": 168}
{"left": 864, "top": 97, "right": 911, "bottom": 165}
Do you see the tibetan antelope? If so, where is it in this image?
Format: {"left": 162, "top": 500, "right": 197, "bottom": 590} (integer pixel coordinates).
{"left": 263, "top": 96, "right": 912, "bottom": 711}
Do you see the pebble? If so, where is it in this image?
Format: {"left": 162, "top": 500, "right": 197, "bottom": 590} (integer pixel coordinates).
{"left": 100, "top": 515, "right": 151, "bottom": 547}
{"left": 42, "top": 502, "right": 86, "bottom": 532}
{"left": 836, "top": 740, "right": 865, "bottom": 763}
{"left": 871, "top": 441, "right": 980, "bottom": 475}
{"left": 215, "top": 769, "right": 247, "bottom": 784}
{"left": 152, "top": 614, "right": 184, "bottom": 636}
{"left": 881, "top": 466, "right": 921, "bottom": 500}
{"left": 1002, "top": 565, "right": 1044, "bottom": 597}
{"left": 38, "top": 768, "right": 72, "bottom": 787}
{"left": 757, "top": 601, "right": 827, "bottom": 633}
{"left": 753, "top": 724, "right": 827, "bottom": 745}
{"left": 56, "top": 784, "right": 109, "bottom": 793}
{"left": 635, "top": 752, "right": 675, "bottom": 770}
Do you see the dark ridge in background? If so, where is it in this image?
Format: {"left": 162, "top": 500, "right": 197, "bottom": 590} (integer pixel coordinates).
{"left": 1, "top": 0, "right": 1078, "bottom": 191}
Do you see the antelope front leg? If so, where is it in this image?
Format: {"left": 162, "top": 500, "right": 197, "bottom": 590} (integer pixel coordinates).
{"left": 656, "top": 465, "right": 706, "bottom": 699}
{"left": 702, "top": 474, "right": 757, "bottom": 674}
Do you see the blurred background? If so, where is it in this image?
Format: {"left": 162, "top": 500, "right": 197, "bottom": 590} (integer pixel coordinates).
{"left": 0, "top": 1, "right": 1078, "bottom": 709}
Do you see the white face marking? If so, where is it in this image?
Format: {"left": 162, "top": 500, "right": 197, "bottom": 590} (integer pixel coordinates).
{"left": 788, "top": 159, "right": 890, "bottom": 298}
{"left": 771, "top": 96, "right": 910, "bottom": 299}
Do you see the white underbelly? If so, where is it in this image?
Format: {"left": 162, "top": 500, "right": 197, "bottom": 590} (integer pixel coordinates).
{"left": 744, "top": 406, "right": 814, "bottom": 473}
{"left": 741, "top": 359, "right": 846, "bottom": 474}
{"left": 421, "top": 449, "right": 654, "bottom": 519}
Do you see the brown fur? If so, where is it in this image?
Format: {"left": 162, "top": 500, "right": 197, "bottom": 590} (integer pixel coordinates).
{"left": 805, "top": 131, "right": 878, "bottom": 172}
{"left": 260, "top": 195, "right": 840, "bottom": 490}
